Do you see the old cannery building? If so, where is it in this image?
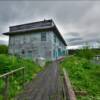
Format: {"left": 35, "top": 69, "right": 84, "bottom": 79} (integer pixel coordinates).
{"left": 4, "top": 19, "right": 67, "bottom": 61}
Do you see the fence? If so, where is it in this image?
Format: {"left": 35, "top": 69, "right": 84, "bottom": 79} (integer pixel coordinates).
{"left": 0, "top": 67, "right": 24, "bottom": 100}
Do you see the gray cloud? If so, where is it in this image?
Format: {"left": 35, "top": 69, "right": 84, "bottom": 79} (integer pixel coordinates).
{"left": 0, "top": 40, "right": 8, "bottom": 45}
{"left": 0, "top": 1, "right": 100, "bottom": 47}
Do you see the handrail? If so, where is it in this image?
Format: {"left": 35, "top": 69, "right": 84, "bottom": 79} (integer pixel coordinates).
{"left": 0, "top": 67, "right": 24, "bottom": 78}
{"left": 0, "top": 67, "right": 25, "bottom": 100}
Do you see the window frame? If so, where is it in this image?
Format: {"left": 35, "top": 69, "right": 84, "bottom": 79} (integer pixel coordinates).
{"left": 41, "top": 32, "right": 46, "bottom": 41}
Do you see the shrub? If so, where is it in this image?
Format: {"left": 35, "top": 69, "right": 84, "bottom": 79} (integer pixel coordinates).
{"left": 75, "top": 46, "right": 95, "bottom": 60}
{"left": 61, "top": 56, "right": 100, "bottom": 99}
{"left": 0, "top": 54, "right": 42, "bottom": 99}
{"left": 0, "top": 45, "right": 8, "bottom": 54}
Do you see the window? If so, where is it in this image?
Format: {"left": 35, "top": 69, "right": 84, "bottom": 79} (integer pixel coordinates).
{"left": 41, "top": 32, "right": 46, "bottom": 41}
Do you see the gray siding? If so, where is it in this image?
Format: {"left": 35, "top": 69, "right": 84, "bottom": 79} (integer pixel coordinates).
{"left": 50, "top": 31, "right": 66, "bottom": 60}
{"left": 9, "top": 30, "right": 67, "bottom": 61}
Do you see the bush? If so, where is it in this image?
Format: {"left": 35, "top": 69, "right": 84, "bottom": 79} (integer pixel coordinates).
{"left": 0, "top": 45, "right": 8, "bottom": 54}
{"left": 61, "top": 56, "right": 100, "bottom": 99}
{"left": 75, "top": 46, "right": 95, "bottom": 60}
{"left": 0, "top": 54, "right": 42, "bottom": 99}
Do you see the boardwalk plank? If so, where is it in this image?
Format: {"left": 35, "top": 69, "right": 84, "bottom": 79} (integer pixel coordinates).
{"left": 16, "top": 62, "right": 64, "bottom": 100}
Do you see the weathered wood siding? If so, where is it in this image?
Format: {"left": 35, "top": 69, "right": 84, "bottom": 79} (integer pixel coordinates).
{"left": 50, "top": 31, "right": 67, "bottom": 60}
{"left": 9, "top": 30, "right": 67, "bottom": 61}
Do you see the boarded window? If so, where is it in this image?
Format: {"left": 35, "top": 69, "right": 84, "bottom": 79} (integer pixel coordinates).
{"left": 41, "top": 32, "right": 46, "bottom": 41}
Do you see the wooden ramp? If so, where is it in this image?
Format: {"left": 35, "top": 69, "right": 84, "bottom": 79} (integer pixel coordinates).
{"left": 15, "top": 62, "right": 66, "bottom": 100}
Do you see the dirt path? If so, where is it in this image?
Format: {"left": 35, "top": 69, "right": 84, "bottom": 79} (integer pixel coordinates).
{"left": 16, "top": 61, "right": 64, "bottom": 100}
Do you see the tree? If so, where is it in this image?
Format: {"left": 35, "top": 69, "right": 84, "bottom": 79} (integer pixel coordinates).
{"left": 76, "top": 45, "right": 95, "bottom": 60}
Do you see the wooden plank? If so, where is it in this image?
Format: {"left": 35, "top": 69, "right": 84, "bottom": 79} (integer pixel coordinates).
{"left": 63, "top": 68, "right": 76, "bottom": 100}
{"left": 0, "top": 67, "right": 24, "bottom": 78}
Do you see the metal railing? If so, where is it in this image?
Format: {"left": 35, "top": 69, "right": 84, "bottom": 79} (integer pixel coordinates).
{"left": 0, "top": 67, "right": 25, "bottom": 100}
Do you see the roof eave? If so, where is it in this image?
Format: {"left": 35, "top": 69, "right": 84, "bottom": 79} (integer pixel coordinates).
{"left": 3, "top": 26, "right": 53, "bottom": 35}
{"left": 3, "top": 25, "right": 67, "bottom": 46}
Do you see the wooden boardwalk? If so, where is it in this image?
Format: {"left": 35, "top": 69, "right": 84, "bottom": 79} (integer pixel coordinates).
{"left": 16, "top": 62, "right": 65, "bottom": 100}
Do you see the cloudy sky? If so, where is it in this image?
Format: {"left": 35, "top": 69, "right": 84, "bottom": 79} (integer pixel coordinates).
{"left": 0, "top": 1, "right": 100, "bottom": 48}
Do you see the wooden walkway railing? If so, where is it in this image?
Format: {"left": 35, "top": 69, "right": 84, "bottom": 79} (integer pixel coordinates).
{"left": 0, "top": 65, "right": 76, "bottom": 100}
{"left": 63, "top": 68, "right": 76, "bottom": 100}
{"left": 0, "top": 67, "right": 25, "bottom": 100}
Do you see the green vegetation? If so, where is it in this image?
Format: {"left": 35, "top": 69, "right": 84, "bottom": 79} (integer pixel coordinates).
{"left": 61, "top": 45, "right": 100, "bottom": 99}
{"left": 0, "top": 45, "right": 8, "bottom": 54}
{"left": 0, "top": 54, "right": 42, "bottom": 99}
{"left": 94, "top": 49, "right": 100, "bottom": 55}
{"left": 75, "top": 46, "right": 95, "bottom": 60}
{"left": 61, "top": 56, "right": 100, "bottom": 100}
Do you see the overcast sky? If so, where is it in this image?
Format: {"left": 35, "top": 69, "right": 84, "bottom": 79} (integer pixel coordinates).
{"left": 0, "top": 1, "right": 100, "bottom": 48}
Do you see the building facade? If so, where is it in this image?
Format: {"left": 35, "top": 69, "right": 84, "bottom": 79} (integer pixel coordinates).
{"left": 4, "top": 19, "right": 67, "bottom": 61}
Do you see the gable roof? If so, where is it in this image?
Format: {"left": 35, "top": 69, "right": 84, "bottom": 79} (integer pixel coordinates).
{"left": 3, "top": 19, "right": 67, "bottom": 46}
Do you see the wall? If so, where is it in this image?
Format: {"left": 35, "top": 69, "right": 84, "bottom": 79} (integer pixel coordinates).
{"left": 9, "top": 31, "right": 52, "bottom": 61}
{"left": 9, "top": 30, "right": 67, "bottom": 61}
{"left": 50, "top": 31, "right": 67, "bottom": 60}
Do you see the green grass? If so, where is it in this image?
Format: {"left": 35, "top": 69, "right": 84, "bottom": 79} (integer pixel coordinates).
{"left": 0, "top": 54, "right": 42, "bottom": 99}
{"left": 60, "top": 56, "right": 100, "bottom": 100}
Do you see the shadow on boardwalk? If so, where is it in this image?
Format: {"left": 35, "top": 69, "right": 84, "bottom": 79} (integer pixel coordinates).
{"left": 15, "top": 61, "right": 65, "bottom": 100}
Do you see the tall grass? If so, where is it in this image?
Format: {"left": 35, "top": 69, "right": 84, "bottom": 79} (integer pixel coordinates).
{"left": 0, "top": 54, "right": 42, "bottom": 99}
{"left": 61, "top": 56, "right": 100, "bottom": 99}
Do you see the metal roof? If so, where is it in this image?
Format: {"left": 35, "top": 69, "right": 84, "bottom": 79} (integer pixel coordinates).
{"left": 3, "top": 19, "right": 67, "bottom": 46}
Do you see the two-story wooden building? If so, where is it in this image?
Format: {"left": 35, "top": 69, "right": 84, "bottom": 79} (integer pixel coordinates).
{"left": 4, "top": 19, "right": 67, "bottom": 61}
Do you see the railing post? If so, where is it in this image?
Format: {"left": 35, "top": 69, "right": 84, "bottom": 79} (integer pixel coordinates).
{"left": 22, "top": 68, "right": 24, "bottom": 89}
{"left": 63, "top": 68, "right": 76, "bottom": 100}
{"left": 3, "top": 76, "right": 9, "bottom": 100}
{"left": 0, "top": 67, "right": 25, "bottom": 99}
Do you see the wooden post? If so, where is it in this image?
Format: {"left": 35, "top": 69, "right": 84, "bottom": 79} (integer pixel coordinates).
{"left": 22, "top": 68, "right": 24, "bottom": 89}
{"left": 63, "top": 68, "right": 76, "bottom": 100}
{"left": 3, "top": 76, "right": 9, "bottom": 100}
{"left": 0, "top": 67, "right": 25, "bottom": 99}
